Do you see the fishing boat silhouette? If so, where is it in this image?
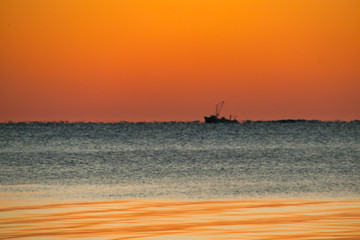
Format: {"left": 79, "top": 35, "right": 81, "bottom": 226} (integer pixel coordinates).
{"left": 204, "top": 101, "right": 238, "bottom": 123}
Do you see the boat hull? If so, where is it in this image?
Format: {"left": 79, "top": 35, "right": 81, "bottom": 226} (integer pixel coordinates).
{"left": 204, "top": 116, "right": 238, "bottom": 123}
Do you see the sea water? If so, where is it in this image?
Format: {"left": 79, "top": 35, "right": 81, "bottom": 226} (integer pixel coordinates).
{"left": 0, "top": 121, "right": 359, "bottom": 202}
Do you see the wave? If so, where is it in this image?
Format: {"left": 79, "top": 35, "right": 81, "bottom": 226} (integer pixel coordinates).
{"left": 1, "top": 199, "right": 359, "bottom": 240}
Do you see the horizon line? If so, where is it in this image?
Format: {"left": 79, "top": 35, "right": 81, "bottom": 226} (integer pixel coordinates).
{"left": 1, "top": 119, "right": 359, "bottom": 124}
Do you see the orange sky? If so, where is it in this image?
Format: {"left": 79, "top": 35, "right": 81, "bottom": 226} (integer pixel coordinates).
{"left": 1, "top": 0, "right": 359, "bottom": 122}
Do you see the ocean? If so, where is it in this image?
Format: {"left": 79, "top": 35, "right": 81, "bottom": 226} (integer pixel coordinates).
{"left": 1, "top": 121, "right": 359, "bottom": 202}
{"left": 1, "top": 121, "right": 360, "bottom": 240}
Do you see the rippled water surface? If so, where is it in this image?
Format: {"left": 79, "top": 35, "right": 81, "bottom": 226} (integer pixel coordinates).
{"left": 1, "top": 199, "right": 359, "bottom": 240}
{"left": 0, "top": 121, "right": 359, "bottom": 201}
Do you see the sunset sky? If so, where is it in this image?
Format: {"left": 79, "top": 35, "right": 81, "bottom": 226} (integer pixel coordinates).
{"left": 1, "top": 0, "right": 359, "bottom": 122}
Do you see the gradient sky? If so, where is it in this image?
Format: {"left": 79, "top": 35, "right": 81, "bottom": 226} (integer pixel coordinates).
{"left": 1, "top": 0, "right": 359, "bottom": 122}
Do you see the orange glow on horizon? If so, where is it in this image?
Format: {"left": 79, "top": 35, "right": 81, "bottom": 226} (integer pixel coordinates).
{"left": 1, "top": 0, "right": 359, "bottom": 122}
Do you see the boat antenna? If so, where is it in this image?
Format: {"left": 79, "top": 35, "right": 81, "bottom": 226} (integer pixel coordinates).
{"left": 216, "top": 101, "right": 224, "bottom": 117}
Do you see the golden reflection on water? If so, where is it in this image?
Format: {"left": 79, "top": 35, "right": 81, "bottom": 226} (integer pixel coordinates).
{"left": 0, "top": 199, "right": 359, "bottom": 240}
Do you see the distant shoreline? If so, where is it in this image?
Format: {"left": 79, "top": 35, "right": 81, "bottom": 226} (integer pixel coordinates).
{"left": 1, "top": 119, "right": 359, "bottom": 124}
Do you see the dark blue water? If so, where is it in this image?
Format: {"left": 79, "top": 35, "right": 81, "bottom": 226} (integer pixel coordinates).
{"left": 0, "top": 121, "right": 359, "bottom": 201}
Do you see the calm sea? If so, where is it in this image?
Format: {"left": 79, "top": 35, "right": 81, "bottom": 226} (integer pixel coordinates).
{"left": 0, "top": 121, "right": 359, "bottom": 202}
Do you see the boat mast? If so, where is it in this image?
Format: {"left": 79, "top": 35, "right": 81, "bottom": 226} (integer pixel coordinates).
{"left": 216, "top": 101, "right": 224, "bottom": 117}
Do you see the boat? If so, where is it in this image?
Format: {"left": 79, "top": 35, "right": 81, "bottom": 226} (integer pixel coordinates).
{"left": 204, "top": 101, "right": 238, "bottom": 123}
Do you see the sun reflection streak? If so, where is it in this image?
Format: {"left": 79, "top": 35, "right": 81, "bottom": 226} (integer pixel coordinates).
{"left": 0, "top": 199, "right": 359, "bottom": 239}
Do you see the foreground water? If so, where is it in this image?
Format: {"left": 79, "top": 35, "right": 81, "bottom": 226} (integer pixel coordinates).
{"left": 0, "top": 121, "right": 359, "bottom": 201}
{"left": 1, "top": 121, "right": 359, "bottom": 239}
{"left": 1, "top": 199, "right": 359, "bottom": 240}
